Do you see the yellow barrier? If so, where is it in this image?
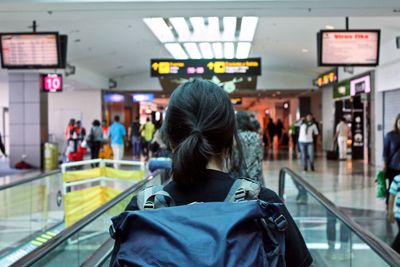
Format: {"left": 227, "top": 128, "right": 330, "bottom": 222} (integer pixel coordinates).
{"left": 63, "top": 167, "right": 144, "bottom": 183}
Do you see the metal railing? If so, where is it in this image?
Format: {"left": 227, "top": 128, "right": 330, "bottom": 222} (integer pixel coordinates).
{"left": 11, "top": 171, "right": 160, "bottom": 267}
{"left": 279, "top": 167, "right": 400, "bottom": 267}
{"left": 0, "top": 170, "right": 60, "bottom": 191}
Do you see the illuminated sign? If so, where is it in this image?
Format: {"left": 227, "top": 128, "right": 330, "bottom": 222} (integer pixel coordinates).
{"left": 132, "top": 93, "right": 155, "bottom": 102}
{"left": 350, "top": 75, "right": 371, "bottom": 96}
{"left": 314, "top": 69, "right": 338, "bottom": 87}
{"left": 151, "top": 58, "right": 261, "bottom": 77}
{"left": 104, "top": 93, "right": 124, "bottom": 103}
{"left": 41, "top": 73, "right": 62, "bottom": 92}
{"left": 230, "top": 98, "right": 243, "bottom": 105}
{"left": 333, "top": 80, "right": 350, "bottom": 99}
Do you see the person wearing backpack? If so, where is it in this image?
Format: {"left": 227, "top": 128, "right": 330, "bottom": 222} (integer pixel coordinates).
{"left": 110, "top": 79, "right": 312, "bottom": 267}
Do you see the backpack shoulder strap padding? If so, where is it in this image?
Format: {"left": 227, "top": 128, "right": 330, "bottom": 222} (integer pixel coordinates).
{"left": 225, "top": 178, "right": 261, "bottom": 202}
{"left": 137, "top": 185, "right": 174, "bottom": 210}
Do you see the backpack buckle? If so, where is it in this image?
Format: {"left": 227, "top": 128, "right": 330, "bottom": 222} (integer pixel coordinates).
{"left": 109, "top": 224, "right": 116, "bottom": 239}
{"left": 234, "top": 188, "right": 246, "bottom": 201}
{"left": 144, "top": 201, "right": 155, "bottom": 210}
{"left": 273, "top": 214, "right": 287, "bottom": 232}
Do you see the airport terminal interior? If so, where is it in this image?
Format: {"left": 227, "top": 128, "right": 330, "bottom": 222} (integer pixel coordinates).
{"left": 1, "top": 0, "right": 400, "bottom": 266}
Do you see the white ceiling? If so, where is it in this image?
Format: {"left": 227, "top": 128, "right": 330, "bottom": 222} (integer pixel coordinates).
{"left": 0, "top": 1, "right": 400, "bottom": 85}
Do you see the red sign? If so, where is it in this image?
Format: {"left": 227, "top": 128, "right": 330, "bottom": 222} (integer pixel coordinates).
{"left": 42, "top": 74, "right": 62, "bottom": 92}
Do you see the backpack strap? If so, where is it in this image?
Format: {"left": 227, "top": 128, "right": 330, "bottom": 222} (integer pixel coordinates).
{"left": 224, "top": 178, "right": 261, "bottom": 202}
{"left": 137, "top": 185, "right": 175, "bottom": 210}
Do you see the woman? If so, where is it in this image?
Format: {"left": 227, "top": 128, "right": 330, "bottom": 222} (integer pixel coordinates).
{"left": 231, "top": 111, "right": 264, "bottom": 185}
{"left": 87, "top": 119, "right": 103, "bottom": 167}
{"left": 383, "top": 113, "right": 400, "bottom": 205}
{"left": 298, "top": 114, "right": 319, "bottom": 171}
{"left": 120, "top": 79, "right": 312, "bottom": 266}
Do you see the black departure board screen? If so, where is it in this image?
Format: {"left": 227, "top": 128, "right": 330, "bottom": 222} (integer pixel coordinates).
{"left": 0, "top": 32, "right": 60, "bottom": 69}
{"left": 151, "top": 58, "right": 261, "bottom": 77}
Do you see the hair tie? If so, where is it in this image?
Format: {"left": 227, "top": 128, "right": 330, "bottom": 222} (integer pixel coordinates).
{"left": 191, "top": 129, "right": 202, "bottom": 137}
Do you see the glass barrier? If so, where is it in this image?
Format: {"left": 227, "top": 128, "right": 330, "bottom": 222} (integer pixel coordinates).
{"left": 0, "top": 172, "right": 63, "bottom": 257}
{"left": 29, "top": 172, "right": 162, "bottom": 267}
{"left": 280, "top": 170, "right": 396, "bottom": 267}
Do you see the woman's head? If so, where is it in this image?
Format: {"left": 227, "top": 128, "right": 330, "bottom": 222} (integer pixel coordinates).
{"left": 92, "top": 120, "right": 101, "bottom": 127}
{"left": 236, "top": 111, "right": 255, "bottom": 132}
{"left": 394, "top": 114, "right": 400, "bottom": 133}
{"left": 162, "top": 79, "right": 237, "bottom": 186}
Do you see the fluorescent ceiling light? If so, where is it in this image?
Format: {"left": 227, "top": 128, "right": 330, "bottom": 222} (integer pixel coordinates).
{"left": 199, "top": 42, "right": 213, "bottom": 59}
{"left": 165, "top": 43, "right": 188, "bottom": 59}
{"left": 208, "top": 17, "right": 220, "bottom": 34}
{"left": 239, "top": 17, "right": 258, "bottom": 41}
{"left": 224, "top": 42, "right": 235, "bottom": 59}
{"left": 325, "top": 25, "right": 335, "bottom": 30}
{"left": 144, "top": 18, "right": 175, "bottom": 43}
{"left": 184, "top": 43, "right": 202, "bottom": 59}
{"left": 212, "top": 42, "right": 223, "bottom": 59}
{"left": 223, "top": 17, "right": 237, "bottom": 40}
{"left": 169, "top": 17, "right": 191, "bottom": 41}
{"left": 190, "top": 17, "right": 205, "bottom": 33}
{"left": 302, "top": 48, "right": 309, "bottom": 53}
{"left": 236, "top": 42, "right": 251, "bottom": 59}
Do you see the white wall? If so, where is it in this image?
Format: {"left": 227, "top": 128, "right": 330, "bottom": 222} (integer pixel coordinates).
{"left": 48, "top": 90, "right": 102, "bottom": 150}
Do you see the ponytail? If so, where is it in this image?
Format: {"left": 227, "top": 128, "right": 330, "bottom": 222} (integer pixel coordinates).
{"left": 172, "top": 131, "right": 213, "bottom": 186}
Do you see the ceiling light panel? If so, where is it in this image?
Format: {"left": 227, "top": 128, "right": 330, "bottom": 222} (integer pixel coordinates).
{"left": 223, "top": 17, "right": 237, "bottom": 41}
{"left": 169, "top": 17, "right": 191, "bottom": 41}
{"left": 165, "top": 43, "right": 188, "bottom": 59}
{"left": 239, "top": 17, "right": 258, "bottom": 41}
{"left": 184, "top": 43, "right": 202, "bottom": 59}
{"left": 224, "top": 42, "right": 235, "bottom": 59}
{"left": 143, "top": 18, "right": 175, "bottom": 43}
{"left": 190, "top": 17, "right": 205, "bottom": 33}
{"left": 199, "top": 42, "right": 213, "bottom": 59}
{"left": 212, "top": 42, "right": 223, "bottom": 59}
{"left": 236, "top": 42, "right": 251, "bottom": 59}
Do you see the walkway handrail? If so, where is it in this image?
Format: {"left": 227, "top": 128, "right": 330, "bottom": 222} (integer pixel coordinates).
{"left": 279, "top": 167, "right": 400, "bottom": 267}
{"left": 12, "top": 171, "right": 161, "bottom": 267}
{"left": 0, "top": 170, "right": 60, "bottom": 191}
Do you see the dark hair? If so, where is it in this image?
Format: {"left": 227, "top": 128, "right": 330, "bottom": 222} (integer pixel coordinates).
{"left": 93, "top": 120, "right": 101, "bottom": 127}
{"left": 341, "top": 117, "right": 346, "bottom": 122}
{"left": 162, "top": 79, "right": 240, "bottom": 187}
{"left": 394, "top": 114, "right": 400, "bottom": 133}
{"left": 114, "top": 115, "right": 120, "bottom": 122}
{"left": 76, "top": 120, "right": 81, "bottom": 126}
{"left": 146, "top": 117, "right": 150, "bottom": 122}
{"left": 236, "top": 111, "right": 255, "bottom": 132}
{"left": 69, "top": 118, "right": 75, "bottom": 125}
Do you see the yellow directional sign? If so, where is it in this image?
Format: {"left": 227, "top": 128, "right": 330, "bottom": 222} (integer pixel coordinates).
{"left": 152, "top": 62, "right": 159, "bottom": 71}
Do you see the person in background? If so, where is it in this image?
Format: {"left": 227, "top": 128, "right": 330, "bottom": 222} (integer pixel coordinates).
{"left": 388, "top": 173, "right": 400, "bottom": 253}
{"left": 335, "top": 118, "right": 350, "bottom": 161}
{"left": 64, "top": 118, "right": 78, "bottom": 153}
{"left": 76, "top": 120, "right": 86, "bottom": 143}
{"left": 129, "top": 116, "right": 141, "bottom": 160}
{"left": 109, "top": 115, "right": 126, "bottom": 168}
{"left": 102, "top": 120, "right": 109, "bottom": 140}
{"left": 312, "top": 116, "right": 320, "bottom": 153}
{"left": 249, "top": 112, "right": 262, "bottom": 135}
{"left": 276, "top": 119, "right": 284, "bottom": 147}
{"left": 231, "top": 111, "right": 264, "bottom": 186}
{"left": 87, "top": 119, "right": 103, "bottom": 167}
{"left": 140, "top": 117, "right": 155, "bottom": 160}
{"left": 0, "top": 131, "right": 7, "bottom": 158}
{"left": 267, "top": 116, "right": 276, "bottom": 147}
{"left": 299, "top": 113, "right": 319, "bottom": 171}
{"left": 383, "top": 113, "right": 400, "bottom": 206}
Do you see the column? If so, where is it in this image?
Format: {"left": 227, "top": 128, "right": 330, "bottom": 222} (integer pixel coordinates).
{"left": 9, "top": 73, "right": 48, "bottom": 168}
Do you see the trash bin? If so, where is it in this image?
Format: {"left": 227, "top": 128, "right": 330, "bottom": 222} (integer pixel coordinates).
{"left": 44, "top": 142, "right": 59, "bottom": 171}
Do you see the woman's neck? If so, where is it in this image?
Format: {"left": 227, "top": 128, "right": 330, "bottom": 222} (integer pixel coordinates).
{"left": 206, "top": 156, "right": 225, "bottom": 172}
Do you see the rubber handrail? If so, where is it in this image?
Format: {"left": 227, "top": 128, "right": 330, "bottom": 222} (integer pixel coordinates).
{"left": 279, "top": 167, "right": 400, "bottom": 267}
{"left": 11, "top": 171, "right": 160, "bottom": 267}
{"left": 0, "top": 170, "right": 61, "bottom": 191}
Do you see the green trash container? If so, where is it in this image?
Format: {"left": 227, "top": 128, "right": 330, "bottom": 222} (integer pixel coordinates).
{"left": 44, "top": 142, "right": 59, "bottom": 171}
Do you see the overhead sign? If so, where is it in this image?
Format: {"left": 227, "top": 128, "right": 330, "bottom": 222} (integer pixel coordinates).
{"left": 132, "top": 93, "right": 155, "bottom": 103}
{"left": 319, "top": 30, "right": 380, "bottom": 66}
{"left": 150, "top": 58, "right": 261, "bottom": 77}
{"left": 350, "top": 75, "right": 371, "bottom": 96}
{"left": 314, "top": 69, "right": 337, "bottom": 87}
{"left": 41, "top": 73, "right": 62, "bottom": 92}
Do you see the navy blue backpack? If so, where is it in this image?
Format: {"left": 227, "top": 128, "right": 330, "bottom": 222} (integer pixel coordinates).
{"left": 110, "top": 178, "right": 287, "bottom": 267}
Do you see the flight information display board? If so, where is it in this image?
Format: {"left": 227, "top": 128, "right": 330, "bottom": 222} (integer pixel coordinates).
{"left": 0, "top": 32, "right": 60, "bottom": 69}
{"left": 319, "top": 30, "right": 380, "bottom": 66}
{"left": 151, "top": 58, "right": 261, "bottom": 77}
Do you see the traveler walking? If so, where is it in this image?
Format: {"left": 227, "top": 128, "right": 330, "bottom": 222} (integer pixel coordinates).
{"left": 0, "top": 131, "right": 7, "bottom": 157}
{"left": 140, "top": 117, "right": 155, "bottom": 160}
{"left": 110, "top": 79, "right": 312, "bottom": 267}
{"left": 335, "top": 118, "right": 350, "bottom": 160}
{"left": 128, "top": 116, "right": 141, "bottom": 159}
{"left": 383, "top": 114, "right": 400, "bottom": 205}
{"left": 267, "top": 116, "right": 276, "bottom": 147}
{"left": 87, "top": 120, "right": 103, "bottom": 167}
{"left": 299, "top": 114, "right": 319, "bottom": 171}
{"left": 109, "top": 115, "right": 126, "bottom": 168}
{"left": 231, "top": 111, "right": 264, "bottom": 185}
